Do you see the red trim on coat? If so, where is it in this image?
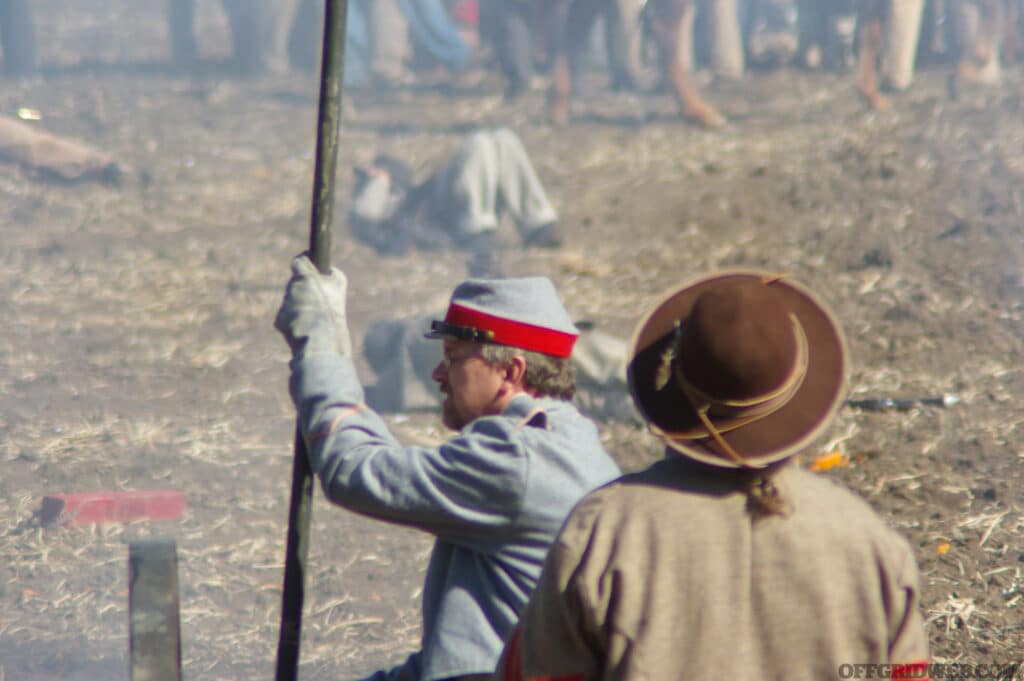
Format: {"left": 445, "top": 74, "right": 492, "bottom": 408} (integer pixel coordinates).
{"left": 445, "top": 304, "right": 577, "bottom": 358}
{"left": 501, "top": 626, "right": 585, "bottom": 681}
{"left": 503, "top": 627, "right": 523, "bottom": 681}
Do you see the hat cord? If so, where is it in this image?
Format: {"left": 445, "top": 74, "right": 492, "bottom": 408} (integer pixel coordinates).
{"left": 686, "top": 402, "right": 792, "bottom": 517}
{"left": 686, "top": 402, "right": 791, "bottom": 518}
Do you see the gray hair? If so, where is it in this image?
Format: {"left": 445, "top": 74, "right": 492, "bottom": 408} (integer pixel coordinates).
{"left": 480, "top": 344, "right": 577, "bottom": 400}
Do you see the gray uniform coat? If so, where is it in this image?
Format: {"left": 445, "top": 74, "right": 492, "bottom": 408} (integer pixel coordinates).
{"left": 290, "top": 353, "right": 621, "bottom": 681}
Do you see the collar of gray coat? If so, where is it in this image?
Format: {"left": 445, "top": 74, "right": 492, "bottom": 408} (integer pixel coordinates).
{"left": 502, "top": 393, "right": 561, "bottom": 430}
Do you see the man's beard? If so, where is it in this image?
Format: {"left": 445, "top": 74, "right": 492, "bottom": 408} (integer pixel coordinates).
{"left": 441, "top": 395, "right": 463, "bottom": 431}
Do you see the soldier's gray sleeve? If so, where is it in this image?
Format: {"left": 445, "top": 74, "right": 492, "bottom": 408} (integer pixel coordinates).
{"left": 353, "top": 652, "right": 421, "bottom": 681}
{"left": 492, "top": 502, "right": 602, "bottom": 681}
{"left": 288, "top": 353, "right": 529, "bottom": 540}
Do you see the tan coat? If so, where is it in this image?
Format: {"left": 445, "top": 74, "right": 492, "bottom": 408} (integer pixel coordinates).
{"left": 492, "top": 456, "right": 930, "bottom": 681}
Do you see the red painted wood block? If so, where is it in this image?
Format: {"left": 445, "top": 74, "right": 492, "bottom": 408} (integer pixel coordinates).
{"left": 40, "top": 490, "right": 186, "bottom": 526}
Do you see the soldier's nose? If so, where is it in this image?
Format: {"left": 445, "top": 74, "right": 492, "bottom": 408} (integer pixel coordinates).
{"left": 431, "top": 362, "right": 446, "bottom": 382}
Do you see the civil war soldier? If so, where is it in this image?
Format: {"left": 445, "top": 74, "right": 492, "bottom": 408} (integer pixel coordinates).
{"left": 493, "top": 271, "right": 932, "bottom": 681}
{"left": 274, "top": 256, "right": 620, "bottom": 681}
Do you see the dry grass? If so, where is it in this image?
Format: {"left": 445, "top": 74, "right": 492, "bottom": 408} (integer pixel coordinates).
{"left": 1, "top": 2, "right": 1023, "bottom": 677}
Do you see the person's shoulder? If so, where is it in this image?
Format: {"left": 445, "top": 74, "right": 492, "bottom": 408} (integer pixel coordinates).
{"left": 562, "top": 468, "right": 664, "bottom": 522}
{"left": 448, "top": 405, "right": 546, "bottom": 461}
{"left": 438, "top": 418, "right": 530, "bottom": 482}
{"left": 784, "top": 466, "right": 916, "bottom": 552}
{"left": 535, "top": 397, "right": 603, "bottom": 428}
{"left": 456, "top": 399, "right": 583, "bottom": 446}
{"left": 460, "top": 412, "right": 520, "bottom": 442}
{"left": 475, "top": 394, "right": 577, "bottom": 434}
{"left": 547, "top": 475, "right": 666, "bottom": 559}
{"left": 784, "top": 466, "right": 881, "bottom": 516}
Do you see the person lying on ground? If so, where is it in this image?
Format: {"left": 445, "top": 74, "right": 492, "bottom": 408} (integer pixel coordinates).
{"left": 275, "top": 262, "right": 620, "bottom": 681}
{"left": 349, "top": 127, "right": 563, "bottom": 257}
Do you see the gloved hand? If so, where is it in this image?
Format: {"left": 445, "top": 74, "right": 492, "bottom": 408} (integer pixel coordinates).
{"left": 274, "top": 254, "right": 352, "bottom": 359}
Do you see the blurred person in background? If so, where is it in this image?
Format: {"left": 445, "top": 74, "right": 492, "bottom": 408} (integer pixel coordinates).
{"left": 346, "top": 0, "right": 471, "bottom": 87}
{"left": 338, "top": 0, "right": 415, "bottom": 88}
{"left": 399, "top": 0, "right": 472, "bottom": 76}
{"left": 275, "top": 267, "right": 620, "bottom": 681}
{"left": 349, "top": 127, "right": 563, "bottom": 259}
{"left": 485, "top": 0, "right": 563, "bottom": 99}
{"left": 301, "top": 0, "right": 465, "bottom": 88}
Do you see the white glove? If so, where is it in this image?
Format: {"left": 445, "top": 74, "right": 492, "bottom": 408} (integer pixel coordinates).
{"left": 274, "top": 254, "right": 352, "bottom": 358}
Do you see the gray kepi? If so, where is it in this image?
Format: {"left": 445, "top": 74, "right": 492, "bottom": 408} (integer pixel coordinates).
{"left": 426, "top": 277, "right": 579, "bottom": 358}
{"left": 627, "top": 270, "right": 849, "bottom": 468}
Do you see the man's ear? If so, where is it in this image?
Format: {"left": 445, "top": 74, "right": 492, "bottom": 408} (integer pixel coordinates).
{"left": 503, "top": 354, "right": 528, "bottom": 388}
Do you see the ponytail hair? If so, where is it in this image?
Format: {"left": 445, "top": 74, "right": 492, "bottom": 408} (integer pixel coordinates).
{"left": 738, "top": 463, "right": 792, "bottom": 520}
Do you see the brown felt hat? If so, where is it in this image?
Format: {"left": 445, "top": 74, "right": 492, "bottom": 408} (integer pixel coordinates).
{"left": 627, "top": 271, "right": 848, "bottom": 469}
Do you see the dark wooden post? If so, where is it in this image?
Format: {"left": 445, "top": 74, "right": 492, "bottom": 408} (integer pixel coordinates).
{"left": 129, "top": 540, "right": 183, "bottom": 681}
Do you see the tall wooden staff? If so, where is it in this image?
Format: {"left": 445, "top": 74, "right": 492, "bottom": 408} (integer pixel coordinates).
{"left": 275, "top": 2, "right": 348, "bottom": 680}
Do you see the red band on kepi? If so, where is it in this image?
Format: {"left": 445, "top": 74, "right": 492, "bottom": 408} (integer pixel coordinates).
{"left": 426, "top": 277, "right": 580, "bottom": 358}
{"left": 445, "top": 304, "right": 576, "bottom": 358}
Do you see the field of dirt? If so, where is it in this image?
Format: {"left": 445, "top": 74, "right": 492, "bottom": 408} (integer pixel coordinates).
{"left": 1, "top": 2, "right": 1023, "bottom": 680}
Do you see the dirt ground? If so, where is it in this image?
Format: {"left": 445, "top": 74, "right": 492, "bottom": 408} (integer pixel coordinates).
{"left": 1, "top": 2, "right": 1023, "bottom": 680}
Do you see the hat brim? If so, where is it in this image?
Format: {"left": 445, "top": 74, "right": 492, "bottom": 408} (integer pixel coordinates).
{"left": 423, "top": 325, "right": 446, "bottom": 340}
{"left": 423, "top": 320, "right": 494, "bottom": 343}
{"left": 627, "top": 271, "right": 848, "bottom": 468}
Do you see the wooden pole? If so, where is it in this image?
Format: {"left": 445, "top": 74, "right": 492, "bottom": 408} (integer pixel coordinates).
{"left": 275, "top": 2, "right": 348, "bottom": 680}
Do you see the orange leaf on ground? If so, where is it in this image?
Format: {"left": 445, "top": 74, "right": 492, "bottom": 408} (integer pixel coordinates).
{"left": 808, "top": 450, "right": 850, "bottom": 472}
